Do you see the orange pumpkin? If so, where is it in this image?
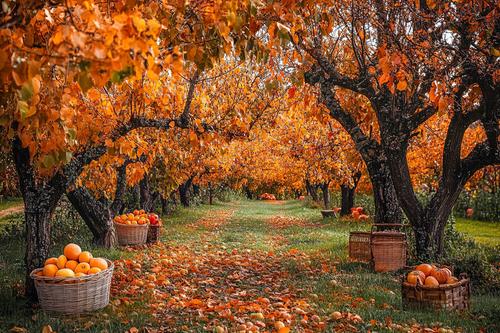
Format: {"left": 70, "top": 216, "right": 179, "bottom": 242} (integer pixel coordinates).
{"left": 431, "top": 268, "right": 450, "bottom": 284}
{"left": 446, "top": 276, "right": 459, "bottom": 284}
{"left": 352, "top": 210, "right": 360, "bottom": 219}
{"left": 415, "top": 264, "right": 433, "bottom": 277}
{"left": 407, "top": 270, "right": 425, "bottom": 285}
{"left": 424, "top": 276, "right": 439, "bottom": 287}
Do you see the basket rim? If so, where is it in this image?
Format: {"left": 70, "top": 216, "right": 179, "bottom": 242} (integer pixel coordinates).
{"left": 402, "top": 277, "right": 469, "bottom": 290}
{"left": 30, "top": 259, "right": 114, "bottom": 282}
{"left": 113, "top": 221, "right": 149, "bottom": 228}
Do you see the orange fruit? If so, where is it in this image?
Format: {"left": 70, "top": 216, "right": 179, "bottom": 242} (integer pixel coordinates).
{"left": 446, "top": 276, "right": 459, "bottom": 284}
{"left": 78, "top": 251, "right": 93, "bottom": 263}
{"left": 75, "top": 272, "right": 87, "bottom": 277}
{"left": 56, "top": 255, "right": 68, "bottom": 269}
{"left": 43, "top": 264, "right": 59, "bottom": 277}
{"left": 407, "top": 270, "right": 425, "bottom": 285}
{"left": 88, "top": 267, "right": 102, "bottom": 275}
{"left": 424, "top": 276, "right": 439, "bottom": 287}
{"left": 65, "top": 260, "right": 79, "bottom": 271}
{"left": 89, "top": 258, "right": 108, "bottom": 270}
{"left": 75, "top": 262, "right": 90, "bottom": 274}
{"left": 64, "top": 243, "right": 82, "bottom": 260}
{"left": 55, "top": 268, "right": 75, "bottom": 278}
{"left": 415, "top": 263, "right": 433, "bottom": 277}
{"left": 44, "top": 257, "right": 58, "bottom": 266}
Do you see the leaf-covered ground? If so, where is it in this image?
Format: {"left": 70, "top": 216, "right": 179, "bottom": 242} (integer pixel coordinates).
{"left": 1, "top": 200, "right": 499, "bottom": 332}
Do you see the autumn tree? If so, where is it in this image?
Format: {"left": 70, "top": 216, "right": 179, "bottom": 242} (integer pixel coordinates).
{"left": 262, "top": 0, "right": 499, "bottom": 258}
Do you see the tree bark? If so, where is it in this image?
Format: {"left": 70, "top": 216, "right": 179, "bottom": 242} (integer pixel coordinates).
{"left": 67, "top": 188, "right": 117, "bottom": 248}
{"left": 305, "top": 178, "right": 320, "bottom": 202}
{"left": 179, "top": 176, "right": 194, "bottom": 207}
{"left": 340, "top": 185, "right": 354, "bottom": 216}
{"left": 320, "top": 182, "right": 330, "bottom": 209}
{"left": 208, "top": 182, "right": 213, "bottom": 205}
{"left": 12, "top": 136, "right": 63, "bottom": 302}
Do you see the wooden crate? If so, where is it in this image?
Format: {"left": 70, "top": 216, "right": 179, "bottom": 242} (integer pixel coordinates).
{"left": 402, "top": 274, "right": 470, "bottom": 311}
{"left": 348, "top": 231, "right": 371, "bottom": 262}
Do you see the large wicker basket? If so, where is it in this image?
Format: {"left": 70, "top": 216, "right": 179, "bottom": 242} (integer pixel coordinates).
{"left": 147, "top": 224, "right": 161, "bottom": 243}
{"left": 371, "top": 224, "right": 407, "bottom": 272}
{"left": 30, "top": 259, "right": 114, "bottom": 314}
{"left": 348, "top": 231, "right": 371, "bottom": 262}
{"left": 114, "top": 222, "right": 148, "bottom": 245}
{"left": 402, "top": 273, "right": 470, "bottom": 311}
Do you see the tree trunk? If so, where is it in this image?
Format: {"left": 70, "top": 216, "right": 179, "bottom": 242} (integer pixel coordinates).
{"left": 179, "top": 176, "right": 194, "bottom": 207}
{"left": 340, "top": 185, "right": 355, "bottom": 216}
{"left": 12, "top": 136, "right": 63, "bottom": 302}
{"left": 305, "top": 179, "right": 319, "bottom": 202}
{"left": 208, "top": 182, "right": 213, "bottom": 205}
{"left": 243, "top": 186, "right": 253, "bottom": 199}
{"left": 320, "top": 183, "right": 330, "bottom": 209}
{"left": 67, "top": 188, "right": 116, "bottom": 248}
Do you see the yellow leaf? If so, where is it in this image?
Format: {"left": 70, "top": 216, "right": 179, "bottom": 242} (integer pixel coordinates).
{"left": 133, "top": 16, "right": 146, "bottom": 32}
{"left": 52, "top": 30, "right": 64, "bottom": 45}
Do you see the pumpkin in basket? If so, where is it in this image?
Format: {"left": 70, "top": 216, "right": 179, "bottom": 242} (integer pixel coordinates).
{"left": 415, "top": 263, "right": 433, "bottom": 277}
{"left": 431, "top": 268, "right": 451, "bottom": 284}
{"left": 407, "top": 270, "right": 425, "bottom": 285}
{"left": 424, "top": 276, "right": 439, "bottom": 287}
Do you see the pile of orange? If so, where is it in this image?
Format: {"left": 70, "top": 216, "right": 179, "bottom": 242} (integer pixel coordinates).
{"left": 259, "top": 193, "right": 276, "bottom": 200}
{"left": 350, "top": 207, "right": 369, "bottom": 220}
{"left": 114, "top": 209, "right": 149, "bottom": 225}
{"left": 406, "top": 263, "right": 459, "bottom": 287}
{"left": 39, "top": 243, "right": 108, "bottom": 278}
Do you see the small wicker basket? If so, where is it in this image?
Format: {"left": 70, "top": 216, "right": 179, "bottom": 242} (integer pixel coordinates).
{"left": 371, "top": 224, "right": 407, "bottom": 272}
{"left": 30, "top": 259, "right": 114, "bottom": 314}
{"left": 349, "top": 231, "right": 372, "bottom": 262}
{"left": 402, "top": 273, "right": 470, "bottom": 311}
{"left": 147, "top": 224, "right": 161, "bottom": 243}
{"left": 114, "top": 222, "right": 148, "bottom": 245}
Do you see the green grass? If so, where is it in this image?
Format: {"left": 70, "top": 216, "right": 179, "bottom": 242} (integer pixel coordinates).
{"left": 0, "top": 200, "right": 499, "bottom": 332}
{"left": 0, "top": 197, "right": 23, "bottom": 211}
{"left": 455, "top": 217, "right": 500, "bottom": 247}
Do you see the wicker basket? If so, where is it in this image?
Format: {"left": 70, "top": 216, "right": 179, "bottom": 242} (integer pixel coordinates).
{"left": 30, "top": 259, "right": 114, "bottom": 314}
{"left": 349, "top": 231, "right": 372, "bottom": 262}
{"left": 371, "top": 228, "right": 407, "bottom": 272}
{"left": 114, "top": 222, "right": 148, "bottom": 245}
{"left": 402, "top": 273, "right": 470, "bottom": 310}
{"left": 147, "top": 224, "right": 161, "bottom": 243}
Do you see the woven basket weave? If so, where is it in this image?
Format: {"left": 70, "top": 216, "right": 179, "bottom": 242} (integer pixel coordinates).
{"left": 114, "top": 222, "right": 148, "bottom": 245}
{"left": 402, "top": 273, "right": 470, "bottom": 311}
{"left": 147, "top": 224, "right": 161, "bottom": 243}
{"left": 30, "top": 259, "right": 114, "bottom": 314}
{"left": 371, "top": 231, "right": 407, "bottom": 272}
{"left": 349, "top": 231, "right": 372, "bottom": 262}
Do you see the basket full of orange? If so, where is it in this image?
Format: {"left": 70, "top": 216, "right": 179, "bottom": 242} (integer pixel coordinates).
{"left": 113, "top": 209, "right": 155, "bottom": 245}
{"left": 30, "top": 243, "right": 114, "bottom": 314}
{"left": 402, "top": 263, "right": 470, "bottom": 311}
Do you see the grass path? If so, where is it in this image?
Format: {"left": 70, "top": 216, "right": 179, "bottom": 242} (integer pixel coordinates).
{"left": 1, "top": 200, "right": 499, "bottom": 332}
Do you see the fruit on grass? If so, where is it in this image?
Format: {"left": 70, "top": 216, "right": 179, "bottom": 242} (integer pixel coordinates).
{"left": 78, "top": 251, "right": 93, "bottom": 263}
{"left": 407, "top": 270, "right": 425, "bottom": 285}
{"left": 65, "top": 260, "right": 78, "bottom": 271}
{"left": 64, "top": 243, "right": 82, "bottom": 260}
{"left": 352, "top": 210, "right": 360, "bottom": 219}
{"left": 424, "top": 276, "right": 439, "bottom": 287}
{"left": 56, "top": 255, "right": 68, "bottom": 269}
{"left": 415, "top": 263, "right": 433, "bottom": 277}
{"left": 43, "top": 264, "right": 58, "bottom": 277}
{"left": 90, "top": 258, "right": 108, "bottom": 270}
{"left": 88, "top": 267, "right": 102, "bottom": 274}
{"left": 55, "top": 268, "right": 75, "bottom": 278}
{"left": 75, "top": 262, "right": 91, "bottom": 274}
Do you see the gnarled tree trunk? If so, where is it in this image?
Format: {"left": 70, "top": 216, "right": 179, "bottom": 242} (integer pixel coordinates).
{"left": 179, "top": 176, "right": 194, "bottom": 207}
{"left": 320, "top": 182, "right": 330, "bottom": 209}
